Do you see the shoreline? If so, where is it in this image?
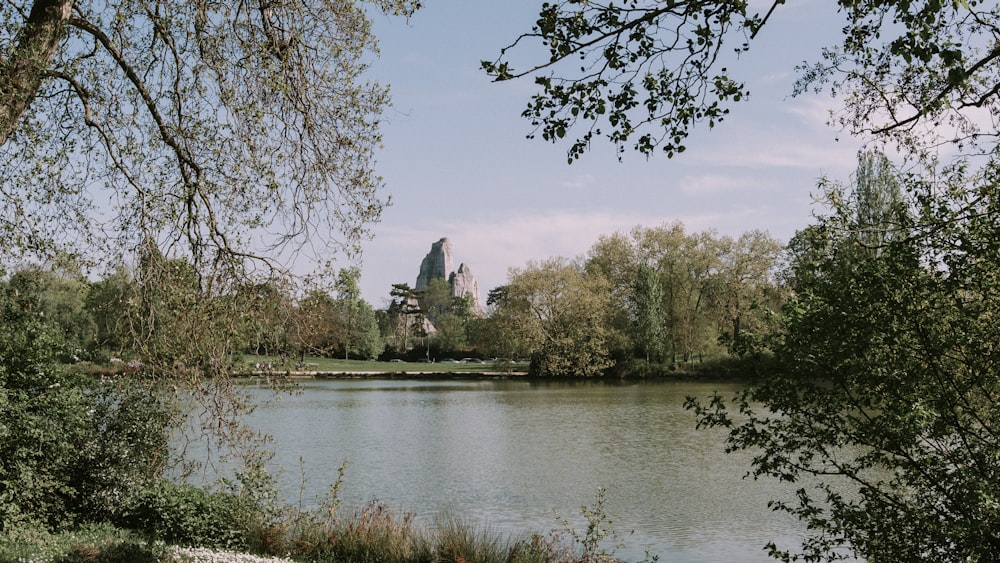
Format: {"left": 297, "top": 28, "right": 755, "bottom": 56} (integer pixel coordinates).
{"left": 238, "top": 370, "right": 529, "bottom": 379}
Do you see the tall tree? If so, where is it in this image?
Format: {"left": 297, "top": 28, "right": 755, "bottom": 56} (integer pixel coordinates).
{"left": 689, "top": 155, "right": 1000, "bottom": 560}
{"left": 334, "top": 267, "right": 362, "bottom": 360}
{"left": 1, "top": 0, "right": 417, "bottom": 272}
{"left": 586, "top": 231, "right": 641, "bottom": 357}
{"left": 387, "top": 282, "right": 424, "bottom": 354}
{"left": 472, "top": 285, "right": 531, "bottom": 364}
{"left": 849, "top": 150, "right": 907, "bottom": 257}
{"left": 499, "top": 258, "right": 616, "bottom": 377}
{"left": 0, "top": 0, "right": 421, "bottom": 499}
{"left": 713, "top": 230, "right": 783, "bottom": 357}
{"left": 631, "top": 262, "right": 666, "bottom": 363}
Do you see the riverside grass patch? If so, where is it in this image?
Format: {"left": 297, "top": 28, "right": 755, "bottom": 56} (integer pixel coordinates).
{"left": 0, "top": 488, "right": 652, "bottom": 562}
{"left": 238, "top": 355, "right": 527, "bottom": 375}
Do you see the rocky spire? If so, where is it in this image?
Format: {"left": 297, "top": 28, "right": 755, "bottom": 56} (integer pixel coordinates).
{"left": 450, "top": 263, "right": 483, "bottom": 315}
{"left": 415, "top": 237, "right": 454, "bottom": 290}
{"left": 414, "top": 237, "right": 484, "bottom": 315}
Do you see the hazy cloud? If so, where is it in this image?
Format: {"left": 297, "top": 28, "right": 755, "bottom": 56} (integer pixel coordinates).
{"left": 560, "top": 173, "right": 596, "bottom": 190}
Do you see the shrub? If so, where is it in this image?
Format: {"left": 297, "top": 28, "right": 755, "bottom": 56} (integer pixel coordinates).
{"left": 0, "top": 277, "right": 170, "bottom": 532}
{"left": 120, "top": 480, "right": 258, "bottom": 550}
{"left": 0, "top": 522, "right": 162, "bottom": 563}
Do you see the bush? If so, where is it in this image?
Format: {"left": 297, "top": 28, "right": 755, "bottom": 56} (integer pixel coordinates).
{"left": 0, "top": 275, "right": 171, "bottom": 532}
{"left": 0, "top": 522, "right": 162, "bottom": 563}
{"left": 120, "top": 480, "right": 258, "bottom": 550}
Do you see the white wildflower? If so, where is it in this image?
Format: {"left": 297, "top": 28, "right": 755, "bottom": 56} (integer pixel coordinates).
{"left": 166, "top": 546, "right": 295, "bottom": 563}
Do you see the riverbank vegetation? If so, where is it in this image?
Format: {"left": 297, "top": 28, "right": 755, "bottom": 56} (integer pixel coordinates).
{"left": 1, "top": 477, "right": 639, "bottom": 563}
{"left": 486, "top": 0, "right": 1000, "bottom": 559}
{"left": 0, "top": 223, "right": 783, "bottom": 382}
{"left": 6, "top": 0, "right": 1000, "bottom": 560}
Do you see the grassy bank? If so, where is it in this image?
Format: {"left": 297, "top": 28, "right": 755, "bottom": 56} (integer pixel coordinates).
{"left": 238, "top": 355, "right": 530, "bottom": 376}
{"left": 1, "top": 489, "right": 643, "bottom": 563}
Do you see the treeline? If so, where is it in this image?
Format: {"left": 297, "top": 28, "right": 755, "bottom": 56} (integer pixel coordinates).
{"left": 468, "top": 225, "right": 784, "bottom": 376}
{"left": 382, "top": 224, "right": 784, "bottom": 376}
{"left": 3, "top": 225, "right": 784, "bottom": 377}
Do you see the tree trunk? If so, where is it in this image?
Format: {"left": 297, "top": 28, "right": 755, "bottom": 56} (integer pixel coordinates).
{"left": 0, "top": 0, "right": 74, "bottom": 146}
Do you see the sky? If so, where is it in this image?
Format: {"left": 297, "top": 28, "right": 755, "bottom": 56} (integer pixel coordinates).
{"left": 355, "top": 0, "right": 863, "bottom": 306}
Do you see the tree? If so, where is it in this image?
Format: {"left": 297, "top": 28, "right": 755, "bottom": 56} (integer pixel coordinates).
{"left": 288, "top": 289, "right": 339, "bottom": 360}
{"left": 689, "top": 155, "right": 1000, "bottom": 560}
{"left": 0, "top": 1, "right": 423, "bottom": 516}
{"left": 713, "top": 230, "right": 784, "bottom": 358}
{"left": 630, "top": 262, "right": 666, "bottom": 363}
{"left": 668, "top": 230, "right": 721, "bottom": 363}
{"left": 386, "top": 282, "right": 424, "bottom": 355}
{"left": 1, "top": 0, "right": 419, "bottom": 271}
{"left": 846, "top": 150, "right": 908, "bottom": 257}
{"left": 84, "top": 266, "right": 135, "bottom": 359}
{"left": 6, "top": 265, "right": 95, "bottom": 362}
{"left": 0, "top": 271, "right": 169, "bottom": 531}
{"left": 471, "top": 285, "right": 531, "bottom": 364}
{"left": 333, "top": 268, "right": 361, "bottom": 359}
{"left": 493, "top": 5, "right": 1000, "bottom": 557}
{"left": 485, "top": 2, "right": 1000, "bottom": 166}
{"left": 338, "top": 299, "right": 382, "bottom": 360}
{"left": 586, "top": 231, "right": 642, "bottom": 359}
{"left": 498, "top": 258, "right": 616, "bottom": 377}
{"left": 237, "top": 279, "right": 293, "bottom": 358}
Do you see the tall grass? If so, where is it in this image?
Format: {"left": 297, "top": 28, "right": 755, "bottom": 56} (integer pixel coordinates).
{"left": 2, "top": 466, "right": 646, "bottom": 563}
{"left": 1, "top": 501, "right": 636, "bottom": 563}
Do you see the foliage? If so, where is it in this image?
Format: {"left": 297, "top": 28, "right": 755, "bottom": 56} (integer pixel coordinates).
{"left": 333, "top": 268, "right": 383, "bottom": 360}
{"left": 689, "top": 155, "right": 1000, "bottom": 561}
{"left": 84, "top": 267, "right": 135, "bottom": 361}
{"left": 496, "top": 258, "right": 617, "bottom": 377}
{"left": 0, "top": 276, "right": 170, "bottom": 532}
{"left": 630, "top": 262, "right": 666, "bottom": 363}
{"left": 471, "top": 285, "right": 532, "bottom": 362}
{"left": 417, "top": 278, "right": 474, "bottom": 356}
{"left": 483, "top": 0, "right": 758, "bottom": 161}
{"left": 119, "top": 480, "right": 259, "bottom": 551}
{"left": 282, "top": 272, "right": 382, "bottom": 361}
{"left": 1, "top": 0, "right": 419, "bottom": 273}
{"left": 0, "top": 522, "right": 165, "bottom": 563}
{"left": 0, "top": 477, "right": 661, "bottom": 563}
{"left": 1, "top": 0, "right": 422, "bottom": 498}
{"left": 385, "top": 283, "right": 426, "bottom": 355}
{"left": 487, "top": 1, "right": 1000, "bottom": 166}
{"left": 6, "top": 266, "right": 96, "bottom": 362}
{"left": 586, "top": 223, "right": 783, "bottom": 366}
{"left": 713, "top": 230, "right": 785, "bottom": 358}
{"left": 473, "top": 225, "right": 783, "bottom": 376}
{"left": 552, "top": 487, "right": 631, "bottom": 563}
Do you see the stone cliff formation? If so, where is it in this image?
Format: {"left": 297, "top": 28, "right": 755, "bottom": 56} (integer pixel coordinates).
{"left": 415, "top": 237, "right": 484, "bottom": 315}
{"left": 415, "top": 238, "right": 454, "bottom": 291}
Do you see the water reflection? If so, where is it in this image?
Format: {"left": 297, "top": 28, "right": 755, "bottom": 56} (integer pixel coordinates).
{"left": 241, "top": 379, "right": 805, "bottom": 562}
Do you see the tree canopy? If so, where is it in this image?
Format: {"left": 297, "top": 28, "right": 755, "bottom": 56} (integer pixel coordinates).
{"left": 489, "top": 2, "right": 1000, "bottom": 559}
{"left": 0, "top": 0, "right": 418, "bottom": 273}
{"left": 692, "top": 153, "right": 1000, "bottom": 561}
{"left": 485, "top": 1, "right": 1000, "bottom": 163}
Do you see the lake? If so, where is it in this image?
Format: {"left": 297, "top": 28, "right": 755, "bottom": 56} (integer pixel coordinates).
{"left": 240, "top": 378, "right": 805, "bottom": 562}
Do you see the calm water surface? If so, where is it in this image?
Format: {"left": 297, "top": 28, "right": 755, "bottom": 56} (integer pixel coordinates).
{"left": 242, "top": 379, "right": 804, "bottom": 562}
